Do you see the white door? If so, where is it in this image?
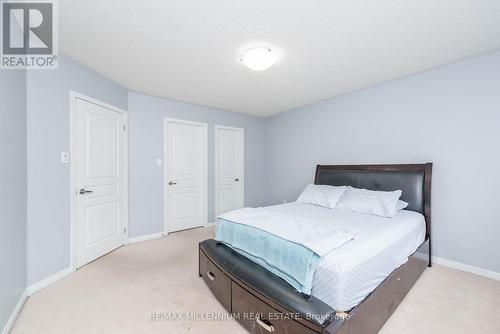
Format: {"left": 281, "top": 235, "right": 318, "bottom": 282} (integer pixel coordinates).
{"left": 215, "top": 126, "right": 244, "bottom": 216}
{"left": 75, "top": 97, "right": 126, "bottom": 268}
{"left": 164, "top": 119, "right": 207, "bottom": 233}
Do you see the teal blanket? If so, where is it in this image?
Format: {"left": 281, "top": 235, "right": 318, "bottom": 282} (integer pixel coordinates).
{"left": 215, "top": 218, "right": 320, "bottom": 295}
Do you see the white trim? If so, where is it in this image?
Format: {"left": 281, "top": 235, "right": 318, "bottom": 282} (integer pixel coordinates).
{"left": 27, "top": 266, "right": 73, "bottom": 296}
{"left": 128, "top": 232, "right": 164, "bottom": 244}
{"left": 163, "top": 118, "right": 208, "bottom": 235}
{"left": 214, "top": 125, "right": 245, "bottom": 217}
{"left": 431, "top": 255, "right": 500, "bottom": 281}
{"left": 1, "top": 289, "right": 27, "bottom": 334}
{"left": 415, "top": 252, "right": 500, "bottom": 281}
{"left": 123, "top": 113, "right": 129, "bottom": 242}
{"left": 69, "top": 91, "right": 129, "bottom": 271}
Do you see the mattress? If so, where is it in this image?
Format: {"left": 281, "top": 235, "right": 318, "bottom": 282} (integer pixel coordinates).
{"left": 264, "top": 202, "right": 426, "bottom": 311}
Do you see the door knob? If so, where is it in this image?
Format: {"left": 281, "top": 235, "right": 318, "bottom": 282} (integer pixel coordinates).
{"left": 235, "top": 178, "right": 239, "bottom": 182}
{"left": 168, "top": 181, "right": 177, "bottom": 185}
{"left": 79, "top": 188, "right": 93, "bottom": 195}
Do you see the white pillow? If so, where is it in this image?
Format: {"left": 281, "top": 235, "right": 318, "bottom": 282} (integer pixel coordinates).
{"left": 336, "top": 186, "right": 403, "bottom": 218}
{"left": 322, "top": 185, "right": 348, "bottom": 209}
{"left": 297, "top": 184, "right": 347, "bottom": 209}
{"left": 396, "top": 200, "right": 409, "bottom": 212}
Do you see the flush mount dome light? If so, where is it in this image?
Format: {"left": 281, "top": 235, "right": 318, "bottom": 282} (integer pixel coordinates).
{"left": 240, "top": 47, "right": 276, "bottom": 71}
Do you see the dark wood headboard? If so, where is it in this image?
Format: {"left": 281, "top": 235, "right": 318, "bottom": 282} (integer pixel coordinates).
{"left": 314, "top": 163, "right": 432, "bottom": 240}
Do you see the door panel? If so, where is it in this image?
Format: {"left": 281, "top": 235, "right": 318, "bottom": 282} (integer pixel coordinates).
{"left": 216, "top": 127, "right": 244, "bottom": 216}
{"left": 165, "top": 120, "right": 207, "bottom": 233}
{"left": 86, "top": 201, "right": 119, "bottom": 245}
{"left": 172, "top": 130, "right": 199, "bottom": 175}
{"left": 87, "top": 112, "right": 119, "bottom": 178}
{"left": 220, "top": 189, "right": 237, "bottom": 213}
{"left": 172, "top": 192, "right": 198, "bottom": 219}
{"left": 75, "top": 98, "right": 125, "bottom": 268}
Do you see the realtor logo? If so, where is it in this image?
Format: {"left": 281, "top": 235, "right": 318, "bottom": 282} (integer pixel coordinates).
{"left": 1, "top": 0, "right": 58, "bottom": 69}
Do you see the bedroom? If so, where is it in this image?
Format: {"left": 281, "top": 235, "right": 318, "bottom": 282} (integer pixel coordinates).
{"left": 1, "top": 1, "right": 499, "bottom": 333}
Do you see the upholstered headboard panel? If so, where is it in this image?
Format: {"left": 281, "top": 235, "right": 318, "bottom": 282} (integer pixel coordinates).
{"left": 315, "top": 164, "right": 432, "bottom": 238}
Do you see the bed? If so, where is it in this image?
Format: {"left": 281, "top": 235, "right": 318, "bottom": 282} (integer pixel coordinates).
{"left": 199, "top": 163, "right": 432, "bottom": 334}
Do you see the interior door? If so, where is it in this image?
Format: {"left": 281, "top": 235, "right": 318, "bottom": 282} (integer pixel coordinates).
{"left": 216, "top": 126, "right": 244, "bottom": 216}
{"left": 165, "top": 119, "right": 207, "bottom": 233}
{"left": 75, "top": 97, "right": 126, "bottom": 268}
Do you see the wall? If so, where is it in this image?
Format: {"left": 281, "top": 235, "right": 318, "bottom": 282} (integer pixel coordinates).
{"left": 128, "top": 92, "right": 267, "bottom": 237}
{"left": 26, "top": 55, "right": 128, "bottom": 285}
{"left": 265, "top": 50, "right": 500, "bottom": 273}
{"left": 0, "top": 70, "right": 27, "bottom": 330}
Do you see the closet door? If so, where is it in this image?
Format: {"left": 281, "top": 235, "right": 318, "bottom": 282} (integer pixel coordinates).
{"left": 164, "top": 118, "right": 207, "bottom": 233}
{"left": 215, "top": 126, "right": 244, "bottom": 216}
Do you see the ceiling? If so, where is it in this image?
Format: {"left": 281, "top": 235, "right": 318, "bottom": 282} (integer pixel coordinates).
{"left": 60, "top": 0, "right": 500, "bottom": 117}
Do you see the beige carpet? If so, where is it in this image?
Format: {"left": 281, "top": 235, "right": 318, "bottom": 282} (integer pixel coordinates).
{"left": 12, "top": 227, "right": 500, "bottom": 334}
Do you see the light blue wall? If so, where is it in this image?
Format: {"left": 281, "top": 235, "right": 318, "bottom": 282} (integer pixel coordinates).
{"left": 0, "top": 70, "right": 27, "bottom": 330}
{"left": 24, "top": 57, "right": 266, "bottom": 286}
{"left": 128, "top": 92, "right": 267, "bottom": 237}
{"left": 265, "top": 50, "right": 500, "bottom": 273}
{"left": 26, "top": 55, "right": 128, "bottom": 285}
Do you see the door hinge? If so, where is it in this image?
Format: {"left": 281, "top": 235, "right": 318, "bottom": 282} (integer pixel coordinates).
{"left": 124, "top": 227, "right": 127, "bottom": 234}
{"left": 123, "top": 125, "right": 126, "bottom": 131}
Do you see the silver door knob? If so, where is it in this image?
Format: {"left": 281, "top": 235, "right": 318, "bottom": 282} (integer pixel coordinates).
{"left": 235, "top": 178, "right": 239, "bottom": 182}
{"left": 168, "top": 181, "right": 177, "bottom": 185}
{"left": 79, "top": 188, "right": 93, "bottom": 195}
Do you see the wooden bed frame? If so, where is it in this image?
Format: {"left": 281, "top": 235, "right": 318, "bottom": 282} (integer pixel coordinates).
{"left": 199, "top": 163, "right": 433, "bottom": 334}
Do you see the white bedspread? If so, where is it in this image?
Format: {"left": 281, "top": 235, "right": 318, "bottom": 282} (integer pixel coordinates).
{"left": 219, "top": 207, "right": 357, "bottom": 256}
{"left": 265, "top": 202, "right": 426, "bottom": 311}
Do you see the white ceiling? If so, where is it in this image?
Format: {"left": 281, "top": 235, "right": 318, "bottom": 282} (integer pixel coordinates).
{"left": 60, "top": 0, "right": 500, "bottom": 117}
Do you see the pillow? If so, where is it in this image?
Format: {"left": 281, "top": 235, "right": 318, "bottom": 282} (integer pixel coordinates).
{"left": 396, "top": 200, "right": 409, "bottom": 212}
{"left": 322, "top": 185, "right": 348, "bottom": 209}
{"left": 297, "top": 184, "right": 347, "bottom": 209}
{"left": 336, "top": 186, "right": 402, "bottom": 218}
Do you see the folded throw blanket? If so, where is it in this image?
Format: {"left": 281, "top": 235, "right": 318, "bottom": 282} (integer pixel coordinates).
{"left": 216, "top": 207, "right": 357, "bottom": 295}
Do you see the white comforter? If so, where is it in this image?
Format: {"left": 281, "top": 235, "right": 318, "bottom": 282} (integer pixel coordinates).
{"left": 219, "top": 207, "right": 358, "bottom": 256}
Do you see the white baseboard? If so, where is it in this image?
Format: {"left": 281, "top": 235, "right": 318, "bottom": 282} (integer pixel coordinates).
{"left": 128, "top": 232, "right": 164, "bottom": 244}
{"left": 431, "top": 256, "right": 500, "bottom": 281}
{"left": 416, "top": 252, "right": 500, "bottom": 281}
{"left": 27, "top": 266, "right": 74, "bottom": 296}
{"left": 1, "top": 289, "right": 27, "bottom": 334}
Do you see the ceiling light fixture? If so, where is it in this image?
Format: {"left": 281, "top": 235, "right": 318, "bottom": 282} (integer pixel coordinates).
{"left": 240, "top": 47, "right": 276, "bottom": 71}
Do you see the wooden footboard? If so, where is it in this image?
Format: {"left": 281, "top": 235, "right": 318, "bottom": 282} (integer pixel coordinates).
{"left": 199, "top": 239, "right": 429, "bottom": 334}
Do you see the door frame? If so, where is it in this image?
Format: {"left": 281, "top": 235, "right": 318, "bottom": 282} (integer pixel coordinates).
{"left": 214, "top": 125, "right": 245, "bottom": 217}
{"left": 163, "top": 118, "right": 208, "bottom": 235}
{"left": 69, "top": 91, "right": 129, "bottom": 271}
